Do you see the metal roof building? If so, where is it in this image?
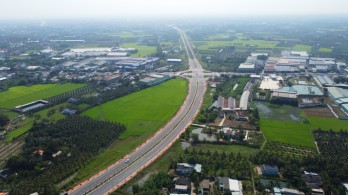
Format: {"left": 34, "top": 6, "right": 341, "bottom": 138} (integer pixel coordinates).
{"left": 327, "top": 87, "right": 348, "bottom": 104}
{"left": 274, "top": 85, "right": 323, "bottom": 96}
{"left": 314, "top": 75, "right": 335, "bottom": 85}
{"left": 239, "top": 91, "right": 250, "bottom": 110}
{"left": 238, "top": 63, "right": 255, "bottom": 72}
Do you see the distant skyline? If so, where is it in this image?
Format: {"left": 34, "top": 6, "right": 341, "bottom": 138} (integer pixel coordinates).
{"left": 1, "top": 0, "right": 348, "bottom": 20}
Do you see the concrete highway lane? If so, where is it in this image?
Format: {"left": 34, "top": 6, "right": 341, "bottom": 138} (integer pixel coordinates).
{"left": 69, "top": 27, "right": 206, "bottom": 195}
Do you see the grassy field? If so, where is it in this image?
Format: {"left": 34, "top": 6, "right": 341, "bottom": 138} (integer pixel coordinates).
{"left": 160, "top": 42, "right": 176, "bottom": 46}
{"left": 84, "top": 79, "right": 187, "bottom": 139}
{"left": 114, "top": 32, "right": 149, "bottom": 38}
{"left": 255, "top": 101, "right": 348, "bottom": 148}
{"left": 120, "top": 43, "right": 156, "bottom": 57}
{"left": 254, "top": 102, "right": 314, "bottom": 148}
{"left": 260, "top": 119, "right": 314, "bottom": 148}
{"left": 5, "top": 123, "right": 32, "bottom": 141}
{"left": 194, "top": 39, "right": 279, "bottom": 51}
{"left": 205, "top": 34, "right": 231, "bottom": 40}
{"left": 0, "top": 83, "right": 85, "bottom": 109}
{"left": 319, "top": 47, "right": 333, "bottom": 52}
{"left": 308, "top": 117, "right": 348, "bottom": 131}
{"left": 73, "top": 79, "right": 187, "bottom": 182}
{"left": 292, "top": 44, "right": 312, "bottom": 52}
{"left": 4, "top": 104, "right": 67, "bottom": 141}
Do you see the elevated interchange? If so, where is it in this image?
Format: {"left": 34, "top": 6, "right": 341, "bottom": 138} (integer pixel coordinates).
{"left": 68, "top": 28, "right": 207, "bottom": 194}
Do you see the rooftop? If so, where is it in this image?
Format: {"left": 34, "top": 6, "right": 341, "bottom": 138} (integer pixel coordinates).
{"left": 239, "top": 91, "right": 250, "bottom": 110}
{"left": 239, "top": 63, "right": 255, "bottom": 69}
{"left": 177, "top": 163, "right": 202, "bottom": 173}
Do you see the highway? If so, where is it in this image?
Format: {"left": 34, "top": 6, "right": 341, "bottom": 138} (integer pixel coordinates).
{"left": 68, "top": 28, "right": 206, "bottom": 195}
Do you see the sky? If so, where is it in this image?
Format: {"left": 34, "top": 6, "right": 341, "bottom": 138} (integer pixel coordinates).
{"left": 1, "top": 0, "right": 348, "bottom": 20}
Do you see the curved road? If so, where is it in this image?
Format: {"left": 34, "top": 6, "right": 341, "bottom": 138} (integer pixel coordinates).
{"left": 68, "top": 28, "right": 206, "bottom": 195}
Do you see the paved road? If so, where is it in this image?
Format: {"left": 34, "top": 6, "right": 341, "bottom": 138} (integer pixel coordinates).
{"left": 68, "top": 28, "right": 206, "bottom": 195}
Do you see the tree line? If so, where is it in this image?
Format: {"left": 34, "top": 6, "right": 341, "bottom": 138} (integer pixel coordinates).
{"left": 1, "top": 115, "right": 126, "bottom": 194}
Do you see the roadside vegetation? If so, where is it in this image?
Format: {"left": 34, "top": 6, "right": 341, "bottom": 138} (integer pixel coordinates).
{"left": 72, "top": 79, "right": 187, "bottom": 184}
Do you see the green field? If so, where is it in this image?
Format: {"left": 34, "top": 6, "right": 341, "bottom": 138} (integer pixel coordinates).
{"left": 308, "top": 117, "right": 348, "bottom": 131}
{"left": 84, "top": 79, "right": 187, "bottom": 139}
{"left": 260, "top": 119, "right": 314, "bottom": 148}
{"left": 0, "top": 83, "right": 85, "bottom": 109}
{"left": 319, "top": 47, "right": 333, "bottom": 52}
{"left": 205, "top": 34, "right": 231, "bottom": 40}
{"left": 120, "top": 43, "right": 156, "bottom": 57}
{"left": 292, "top": 44, "right": 312, "bottom": 52}
{"left": 194, "top": 39, "right": 279, "bottom": 51}
{"left": 254, "top": 102, "right": 314, "bottom": 148}
{"left": 73, "top": 79, "right": 187, "bottom": 183}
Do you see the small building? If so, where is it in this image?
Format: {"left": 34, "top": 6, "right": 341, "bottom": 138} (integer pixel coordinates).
{"left": 202, "top": 179, "right": 210, "bottom": 195}
{"left": 62, "top": 108, "right": 76, "bottom": 115}
{"left": 33, "top": 149, "right": 44, "bottom": 156}
{"left": 167, "top": 58, "right": 182, "bottom": 65}
{"left": 298, "top": 97, "right": 325, "bottom": 108}
{"left": 0, "top": 77, "right": 7, "bottom": 82}
{"left": 261, "top": 164, "right": 280, "bottom": 176}
{"left": 52, "top": 151, "right": 62, "bottom": 158}
{"left": 68, "top": 98, "right": 80, "bottom": 104}
{"left": 176, "top": 163, "right": 202, "bottom": 175}
{"left": 301, "top": 171, "right": 323, "bottom": 192}
{"left": 216, "top": 177, "right": 243, "bottom": 195}
{"left": 273, "top": 187, "right": 305, "bottom": 195}
{"left": 219, "top": 127, "right": 236, "bottom": 139}
{"left": 174, "top": 178, "right": 191, "bottom": 194}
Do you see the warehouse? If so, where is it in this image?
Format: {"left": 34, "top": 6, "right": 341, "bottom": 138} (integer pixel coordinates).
{"left": 139, "top": 74, "right": 170, "bottom": 86}
{"left": 167, "top": 58, "right": 182, "bottom": 65}
{"left": 314, "top": 75, "right": 335, "bottom": 88}
{"left": 327, "top": 87, "right": 348, "bottom": 105}
{"left": 238, "top": 63, "right": 255, "bottom": 72}
{"left": 14, "top": 100, "right": 49, "bottom": 113}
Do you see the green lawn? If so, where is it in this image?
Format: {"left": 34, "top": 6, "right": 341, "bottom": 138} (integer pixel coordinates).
{"left": 72, "top": 79, "right": 187, "bottom": 183}
{"left": 260, "top": 119, "right": 314, "bottom": 148}
{"left": 120, "top": 43, "right": 156, "bottom": 57}
{"left": 308, "top": 117, "right": 348, "bottom": 131}
{"left": 319, "top": 47, "right": 333, "bottom": 52}
{"left": 292, "top": 44, "right": 312, "bottom": 52}
{"left": 0, "top": 83, "right": 85, "bottom": 109}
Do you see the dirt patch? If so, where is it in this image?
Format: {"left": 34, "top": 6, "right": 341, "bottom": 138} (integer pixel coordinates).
{"left": 303, "top": 107, "right": 335, "bottom": 118}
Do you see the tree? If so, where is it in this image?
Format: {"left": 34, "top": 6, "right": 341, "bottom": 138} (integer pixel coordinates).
{"left": 0, "top": 114, "right": 9, "bottom": 127}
